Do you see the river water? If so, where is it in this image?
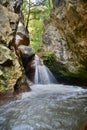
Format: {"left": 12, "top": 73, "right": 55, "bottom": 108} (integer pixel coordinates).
{"left": 0, "top": 84, "right": 87, "bottom": 130}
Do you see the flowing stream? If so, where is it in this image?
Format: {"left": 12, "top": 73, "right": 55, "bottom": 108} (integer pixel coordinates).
{"left": 0, "top": 56, "right": 87, "bottom": 130}
{"left": 0, "top": 84, "right": 87, "bottom": 130}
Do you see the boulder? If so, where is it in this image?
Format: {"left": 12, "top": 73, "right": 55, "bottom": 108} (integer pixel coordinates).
{"left": 15, "top": 22, "right": 30, "bottom": 48}
{"left": 18, "top": 45, "right": 35, "bottom": 58}
{"left": 18, "top": 45, "right": 35, "bottom": 77}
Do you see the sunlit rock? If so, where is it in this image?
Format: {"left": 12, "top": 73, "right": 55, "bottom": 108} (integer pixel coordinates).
{"left": 43, "top": 0, "right": 87, "bottom": 79}
{"left": 0, "top": 0, "right": 29, "bottom": 94}
{"left": 15, "top": 22, "right": 29, "bottom": 48}
{"left": 18, "top": 45, "right": 35, "bottom": 58}
{"left": 0, "top": 4, "right": 18, "bottom": 46}
{"left": 0, "top": 45, "right": 12, "bottom": 64}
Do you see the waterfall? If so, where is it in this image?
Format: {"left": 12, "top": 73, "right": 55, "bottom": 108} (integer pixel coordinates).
{"left": 34, "top": 55, "right": 57, "bottom": 84}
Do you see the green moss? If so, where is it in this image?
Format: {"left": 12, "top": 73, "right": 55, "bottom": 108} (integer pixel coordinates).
{"left": 0, "top": 70, "right": 3, "bottom": 76}
{"left": 30, "top": 41, "right": 42, "bottom": 53}
{"left": 0, "top": 68, "right": 7, "bottom": 93}
{"left": 43, "top": 52, "right": 54, "bottom": 70}
{"left": 44, "top": 57, "right": 87, "bottom": 80}
{"left": 0, "top": 78, "right": 6, "bottom": 93}
{"left": 58, "top": 67, "right": 87, "bottom": 80}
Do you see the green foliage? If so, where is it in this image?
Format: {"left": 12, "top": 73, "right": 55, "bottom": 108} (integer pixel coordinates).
{"left": 43, "top": 52, "right": 54, "bottom": 69}
{"left": 21, "top": 0, "right": 29, "bottom": 23}
{"left": 22, "top": 0, "right": 53, "bottom": 52}
{"left": 29, "top": 19, "right": 44, "bottom": 52}
{"left": 30, "top": 41, "right": 41, "bottom": 52}
{"left": 0, "top": 78, "right": 6, "bottom": 93}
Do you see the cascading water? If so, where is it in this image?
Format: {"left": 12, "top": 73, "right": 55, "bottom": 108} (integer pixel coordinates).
{"left": 0, "top": 56, "right": 87, "bottom": 130}
{"left": 34, "top": 55, "right": 57, "bottom": 84}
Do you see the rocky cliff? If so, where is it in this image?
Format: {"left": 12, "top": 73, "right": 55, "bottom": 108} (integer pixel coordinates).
{"left": 43, "top": 0, "right": 87, "bottom": 81}
{"left": 0, "top": 0, "right": 33, "bottom": 94}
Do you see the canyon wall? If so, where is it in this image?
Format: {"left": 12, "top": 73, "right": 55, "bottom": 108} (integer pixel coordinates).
{"left": 0, "top": 0, "right": 32, "bottom": 94}
{"left": 43, "top": 0, "right": 87, "bottom": 80}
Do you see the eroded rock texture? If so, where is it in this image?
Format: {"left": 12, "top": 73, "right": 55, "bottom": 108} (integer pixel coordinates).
{"left": 43, "top": 0, "right": 87, "bottom": 80}
{"left": 0, "top": 0, "right": 31, "bottom": 93}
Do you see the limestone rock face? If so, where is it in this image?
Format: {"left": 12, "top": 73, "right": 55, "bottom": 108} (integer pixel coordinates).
{"left": 0, "top": 4, "right": 18, "bottom": 46}
{"left": 43, "top": 0, "right": 87, "bottom": 79}
{"left": 0, "top": 45, "right": 22, "bottom": 93}
{"left": 15, "top": 22, "right": 30, "bottom": 49}
{"left": 0, "top": 0, "right": 22, "bottom": 93}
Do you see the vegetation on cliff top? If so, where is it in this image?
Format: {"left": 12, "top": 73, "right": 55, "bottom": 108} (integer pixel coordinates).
{"left": 22, "top": 0, "right": 53, "bottom": 52}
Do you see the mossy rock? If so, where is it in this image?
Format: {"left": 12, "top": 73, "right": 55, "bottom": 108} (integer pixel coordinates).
{"left": 0, "top": 45, "right": 13, "bottom": 64}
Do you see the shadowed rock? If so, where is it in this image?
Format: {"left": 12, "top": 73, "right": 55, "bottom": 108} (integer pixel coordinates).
{"left": 52, "top": 0, "right": 62, "bottom": 7}
{"left": 14, "top": 75, "right": 31, "bottom": 95}
{"left": 17, "top": 45, "right": 35, "bottom": 83}
{"left": 80, "top": 122, "right": 87, "bottom": 130}
{"left": 13, "top": 0, "right": 23, "bottom": 13}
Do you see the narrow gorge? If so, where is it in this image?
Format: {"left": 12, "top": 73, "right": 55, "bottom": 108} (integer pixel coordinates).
{"left": 0, "top": 0, "right": 87, "bottom": 130}
{"left": 0, "top": 0, "right": 87, "bottom": 95}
